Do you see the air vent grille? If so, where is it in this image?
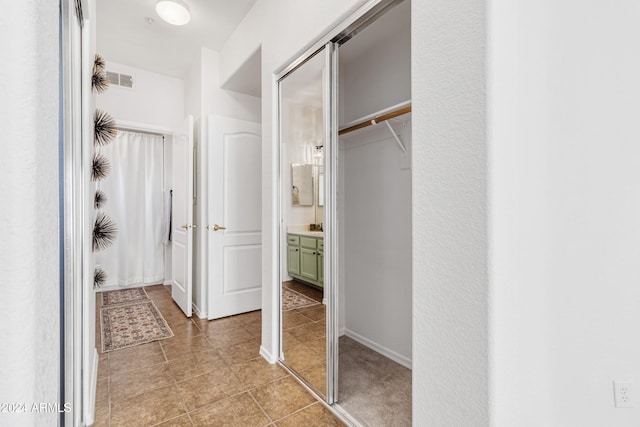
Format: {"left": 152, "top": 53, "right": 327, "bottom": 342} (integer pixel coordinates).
{"left": 105, "top": 70, "right": 134, "bottom": 89}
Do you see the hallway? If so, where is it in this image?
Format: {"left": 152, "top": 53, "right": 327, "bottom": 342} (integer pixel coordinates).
{"left": 94, "top": 285, "right": 344, "bottom": 427}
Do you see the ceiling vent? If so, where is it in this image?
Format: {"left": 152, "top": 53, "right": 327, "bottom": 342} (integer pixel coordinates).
{"left": 106, "top": 71, "right": 134, "bottom": 89}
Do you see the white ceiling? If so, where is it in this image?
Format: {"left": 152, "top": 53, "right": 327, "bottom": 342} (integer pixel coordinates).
{"left": 96, "top": 0, "right": 257, "bottom": 78}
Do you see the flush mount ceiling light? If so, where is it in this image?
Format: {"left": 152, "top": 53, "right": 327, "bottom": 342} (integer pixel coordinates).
{"left": 155, "top": 0, "right": 190, "bottom": 26}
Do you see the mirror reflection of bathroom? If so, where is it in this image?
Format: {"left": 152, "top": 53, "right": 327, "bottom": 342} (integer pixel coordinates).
{"left": 336, "top": 0, "right": 412, "bottom": 424}
{"left": 279, "top": 50, "right": 327, "bottom": 397}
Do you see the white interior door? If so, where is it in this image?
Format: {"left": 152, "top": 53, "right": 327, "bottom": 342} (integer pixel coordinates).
{"left": 171, "top": 115, "right": 194, "bottom": 317}
{"left": 208, "top": 115, "right": 262, "bottom": 319}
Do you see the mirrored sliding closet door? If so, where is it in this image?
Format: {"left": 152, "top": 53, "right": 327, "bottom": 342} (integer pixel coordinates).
{"left": 278, "top": 44, "right": 335, "bottom": 401}
{"left": 278, "top": 0, "right": 412, "bottom": 424}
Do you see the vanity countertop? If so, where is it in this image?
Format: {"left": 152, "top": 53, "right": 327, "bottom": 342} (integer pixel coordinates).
{"left": 288, "top": 230, "right": 324, "bottom": 238}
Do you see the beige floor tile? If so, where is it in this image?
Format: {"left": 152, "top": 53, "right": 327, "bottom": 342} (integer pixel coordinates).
{"left": 97, "top": 353, "right": 109, "bottom": 378}
{"left": 281, "top": 330, "right": 303, "bottom": 351}
{"left": 205, "top": 324, "right": 254, "bottom": 347}
{"left": 250, "top": 376, "right": 316, "bottom": 421}
{"left": 236, "top": 310, "right": 262, "bottom": 324}
{"left": 298, "top": 364, "right": 327, "bottom": 397}
{"left": 282, "top": 344, "right": 324, "bottom": 373}
{"left": 231, "top": 357, "right": 288, "bottom": 390}
{"left": 110, "top": 362, "right": 174, "bottom": 402}
{"left": 175, "top": 367, "right": 242, "bottom": 411}
{"left": 217, "top": 337, "right": 262, "bottom": 365}
{"left": 161, "top": 335, "right": 213, "bottom": 360}
{"left": 275, "top": 403, "right": 345, "bottom": 427}
{"left": 282, "top": 311, "right": 314, "bottom": 329}
{"left": 108, "top": 342, "right": 166, "bottom": 374}
{"left": 110, "top": 384, "right": 187, "bottom": 427}
{"left": 152, "top": 414, "right": 194, "bottom": 426}
{"left": 198, "top": 315, "right": 247, "bottom": 334}
{"left": 95, "top": 377, "right": 109, "bottom": 404}
{"left": 295, "top": 305, "right": 326, "bottom": 322}
{"left": 166, "top": 320, "right": 202, "bottom": 340}
{"left": 189, "top": 392, "right": 271, "bottom": 427}
{"left": 287, "top": 322, "right": 325, "bottom": 343}
{"left": 92, "top": 398, "right": 110, "bottom": 427}
{"left": 167, "top": 354, "right": 217, "bottom": 383}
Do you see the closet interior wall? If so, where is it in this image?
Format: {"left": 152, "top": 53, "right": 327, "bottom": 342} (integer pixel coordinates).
{"left": 338, "top": 0, "right": 412, "bottom": 366}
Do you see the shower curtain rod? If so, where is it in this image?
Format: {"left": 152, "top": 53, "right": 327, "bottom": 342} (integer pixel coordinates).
{"left": 338, "top": 103, "right": 412, "bottom": 136}
{"left": 117, "top": 126, "right": 166, "bottom": 138}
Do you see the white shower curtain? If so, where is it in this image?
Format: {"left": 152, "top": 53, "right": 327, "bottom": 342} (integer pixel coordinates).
{"left": 95, "top": 130, "right": 165, "bottom": 287}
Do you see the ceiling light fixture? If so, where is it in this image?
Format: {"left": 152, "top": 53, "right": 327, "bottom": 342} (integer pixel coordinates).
{"left": 155, "top": 0, "right": 191, "bottom": 26}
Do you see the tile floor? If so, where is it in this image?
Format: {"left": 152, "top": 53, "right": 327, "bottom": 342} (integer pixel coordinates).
{"left": 94, "top": 284, "right": 345, "bottom": 427}
{"left": 281, "top": 281, "right": 326, "bottom": 397}
{"left": 281, "top": 280, "right": 412, "bottom": 426}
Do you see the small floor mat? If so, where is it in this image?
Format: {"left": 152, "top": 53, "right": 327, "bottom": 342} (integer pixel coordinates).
{"left": 282, "top": 287, "right": 321, "bottom": 311}
{"left": 101, "top": 287, "right": 149, "bottom": 306}
{"left": 100, "top": 300, "right": 173, "bottom": 352}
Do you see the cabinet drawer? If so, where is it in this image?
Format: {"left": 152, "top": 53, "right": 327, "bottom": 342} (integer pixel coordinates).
{"left": 317, "top": 239, "right": 324, "bottom": 251}
{"left": 287, "top": 235, "right": 300, "bottom": 246}
{"left": 300, "top": 236, "right": 317, "bottom": 249}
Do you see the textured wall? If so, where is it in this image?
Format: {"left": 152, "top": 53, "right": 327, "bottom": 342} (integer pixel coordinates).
{"left": 412, "top": 0, "right": 489, "bottom": 424}
{"left": 489, "top": 1, "right": 640, "bottom": 425}
{"left": 0, "top": 1, "right": 61, "bottom": 425}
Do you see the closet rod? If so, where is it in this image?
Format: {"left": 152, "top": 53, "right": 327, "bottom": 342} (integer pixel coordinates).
{"left": 338, "top": 104, "right": 412, "bottom": 136}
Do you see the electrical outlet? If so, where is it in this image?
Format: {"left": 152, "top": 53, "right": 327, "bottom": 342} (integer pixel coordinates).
{"left": 614, "top": 381, "right": 634, "bottom": 408}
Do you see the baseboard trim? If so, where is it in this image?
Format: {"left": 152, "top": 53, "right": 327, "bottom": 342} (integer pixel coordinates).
{"left": 84, "top": 348, "right": 99, "bottom": 426}
{"left": 260, "top": 345, "right": 277, "bottom": 364}
{"left": 344, "top": 328, "right": 412, "bottom": 369}
{"left": 192, "top": 302, "right": 207, "bottom": 319}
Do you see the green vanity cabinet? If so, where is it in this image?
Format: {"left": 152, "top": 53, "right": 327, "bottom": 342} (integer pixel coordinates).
{"left": 287, "top": 246, "right": 301, "bottom": 276}
{"left": 287, "top": 233, "right": 324, "bottom": 288}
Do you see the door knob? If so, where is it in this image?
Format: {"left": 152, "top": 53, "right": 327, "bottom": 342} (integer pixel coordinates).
{"left": 181, "top": 224, "right": 189, "bottom": 229}
{"left": 212, "top": 224, "right": 226, "bottom": 231}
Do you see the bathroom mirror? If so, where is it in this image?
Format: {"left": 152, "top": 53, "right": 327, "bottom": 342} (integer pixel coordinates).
{"left": 317, "top": 172, "right": 324, "bottom": 207}
{"left": 291, "top": 163, "right": 314, "bottom": 206}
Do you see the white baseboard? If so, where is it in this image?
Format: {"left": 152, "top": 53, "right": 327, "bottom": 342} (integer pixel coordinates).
{"left": 95, "top": 281, "right": 163, "bottom": 293}
{"left": 84, "top": 348, "right": 99, "bottom": 426}
{"left": 344, "top": 328, "right": 412, "bottom": 369}
{"left": 260, "top": 345, "right": 277, "bottom": 364}
{"left": 192, "top": 302, "right": 207, "bottom": 319}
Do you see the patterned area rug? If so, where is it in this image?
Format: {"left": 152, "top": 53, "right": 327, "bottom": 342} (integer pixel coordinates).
{"left": 100, "top": 300, "right": 174, "bottom": 353}
{"left": 282, "top": 287, "right": 320, "bottom": 311}
{"left": 101, "top": 287, "right": 149, "bottom": 306}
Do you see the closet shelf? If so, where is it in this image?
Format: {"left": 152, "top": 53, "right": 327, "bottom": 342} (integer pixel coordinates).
{"left": 338, "top": 100, "right": 411, "bottom": 136}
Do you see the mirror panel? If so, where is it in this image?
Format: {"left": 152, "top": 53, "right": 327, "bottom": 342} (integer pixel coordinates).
{"left": 291, "top": 163, "right": 313, "bottom": 206}
{"left": 279, "top": 49, "right": 327, "bottom": 398}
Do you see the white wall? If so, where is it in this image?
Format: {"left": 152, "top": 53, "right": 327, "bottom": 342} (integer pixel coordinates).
{"left": 340, "top": 0, "right": 411, "bottom": 125}
{"left": 412, "top": 0, "right": 489, "bottom": 425}
{"left": 221, "top": 0, "right": 371, "bottom": 363}
{"left": 489, "top": 1, "right": 640, "bottom": 426}
{"left": 96, "top": 61, "right": 185, "bottom": 129}
{"left": 0, "top": 1, "right": 60, "bottom": 425}
{"left": 340, "top": 124, "right": 412, "bottom": 365}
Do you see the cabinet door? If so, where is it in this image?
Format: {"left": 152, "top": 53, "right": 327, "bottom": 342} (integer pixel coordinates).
{"left": 288, "top": 246, "right": 300, "bottom": 276}
{"left": 300, "top": 247, "right": 318, "bottom": 281}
